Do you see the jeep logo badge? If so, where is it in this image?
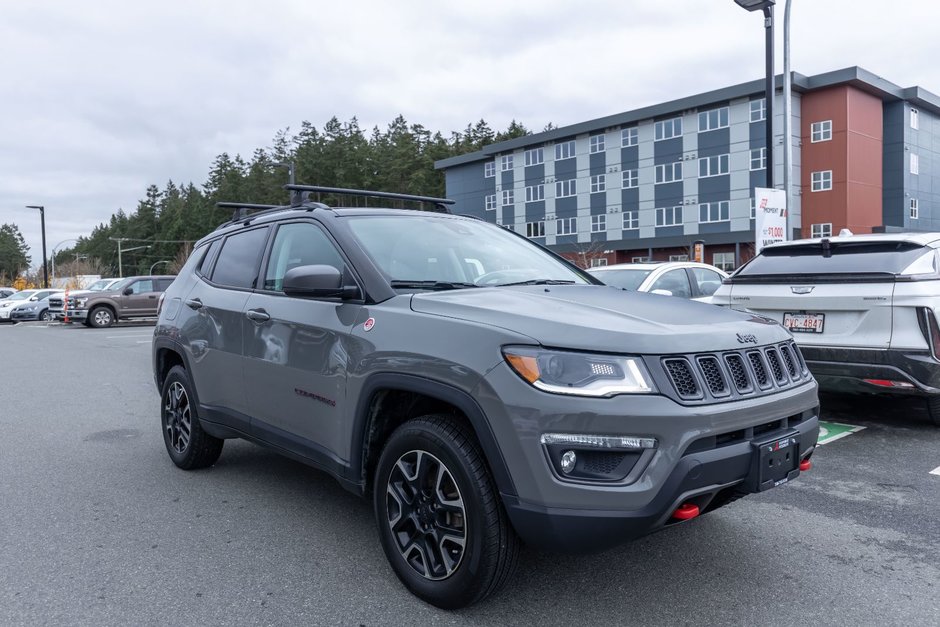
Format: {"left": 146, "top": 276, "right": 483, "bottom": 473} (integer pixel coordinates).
{"left": 791, "top": 286, "right": 814, "bottom": 294}
{"left": 736, "top": 333, "right": 758, "bottom": 344}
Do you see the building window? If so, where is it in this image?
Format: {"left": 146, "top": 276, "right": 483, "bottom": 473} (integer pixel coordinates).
{"left": 524, "top": 147, "right": 544, "bottom": 166}
{"left": 500, "top": 155, "right": 513, "bottom": 171}
{"left": 590, "top": 174, "right": 606, "bottom": 193}
{"left": 911, "top": 153, "right": 919, "bottom": 174}
{"left": 590, "top": 134, "right": 606, "bottom": 153}
{"left": 591, "top": 215, "right": 606, "bottom": 232}
{"left": 632, "top": 256, "right": 651, "bottom": 263}
{"left": 655, "top": 162, "right": 682, "bottom": 184}
{"left": 485, "top": 194, "right": 496, "bottom": 210}
{"left": 590, "top": 258, "right": 608, "bottom": 268}
{"left": 484, "top": 161, "right": 495, "bottom": 178}
{"left": 699, "top": 200, "right": 730, "bottom": 223}
{"left": 501, "top": 189, "right": 514, "bottom": 206}
{"left": 750, "top": 98, "right": 766, "bottom": 122}
{"left": 811, "top": 120, "right": 832, "bottom": 143}
{"left": 669, "top": 254, "right": 690, "bottom": 262}
{"left": 713, "top": 252, "right": 735, "bottom": 271}
{"left": 525, "top": 184, "right": 544, "bottom": 203}
{"left": 811, "top": 223, "right": 833, "bottom": 238}
{"left": 911, "top": 108, "right": 919, "bottom": 130}
{"left": 555, "top": 140, "right": 576, "bottom": 160}
{"left": 654, "top": 117, "right": 682, "bottom": 141}
{"left": 699, "top": 154, "right": 730, "bottom": 178}
{"left": 621, "top": 169, "right": 638, "bottom": 188}
{"left": 621, "top": 127, "right": 638, "bottom": 147}
{"left": 555, "top": 179, "right": 577, "bottom": 198}
{"left": 656, "top": 206, "right": 683, "bottom": 227}
{"left": 750, "top": 147, "right": 766, "bottom": 171}
{"left": 910, "top": 198, "right": 919, "bottom": 219}
{"left": 698, "top": 107, "right": 729, "bottom": 132}
{"left": 811, "top": 170, "right": 832, "bottom": 192}
{"left": 622, "top": 210, "right": 638, "bottom": 230}
{"left": 526, "top": 221, "right": 545, "bottom": 238}
{"left": 556, "top": 217, "right": 577, "bottom": 235}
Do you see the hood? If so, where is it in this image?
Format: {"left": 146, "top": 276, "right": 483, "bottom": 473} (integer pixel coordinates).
{"left": 63, "top": 290, "right": 93, "bottom": 298}
{"left": 410, "top": 285, "right": 790, "bottom": 355}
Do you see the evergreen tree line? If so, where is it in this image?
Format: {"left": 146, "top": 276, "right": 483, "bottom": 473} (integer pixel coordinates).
{"left": 55, "top": 115, "right": 531, "bottom": 277}
{"left": 0, "top": 223, "right": 31, "bottom": 282}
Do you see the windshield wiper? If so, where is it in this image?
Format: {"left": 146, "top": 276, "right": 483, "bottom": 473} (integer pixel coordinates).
{"left": 494, "top": 279, "right": 577, "bottom": 287}
{"left": 390, "top": 280, "right": 480, "bottom": 291}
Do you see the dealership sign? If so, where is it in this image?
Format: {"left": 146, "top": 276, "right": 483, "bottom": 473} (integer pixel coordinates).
{"left": 754, "top": 187, "right": 788, "bottom": 254}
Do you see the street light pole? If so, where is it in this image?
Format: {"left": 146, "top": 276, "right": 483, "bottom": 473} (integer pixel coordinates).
{"left": 274, "top": 161, "right": 295, "bottom": 185}
{"left": 150, "top": 260, "right": 171, "bottom": 274}
{"left": 51, "top": 238, "right": 79, "bottom": 285}
{"left": 783, "top": 0, "right": 793, "bottom": 239}
{"left": 734, "top": 0, "right": 776, "bottom": 189}
{"left": 25, "top": 205, "right": 49, "bottom": 288}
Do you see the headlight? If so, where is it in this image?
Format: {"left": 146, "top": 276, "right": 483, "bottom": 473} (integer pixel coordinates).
{"left": 503, "top": 347, "right": 654, "bottom": 397}
{"left": 0, "top": 302, "right": 12, "bottom": 309}
{"left": 75, "top": 298, "right": 88, "bottom": 307}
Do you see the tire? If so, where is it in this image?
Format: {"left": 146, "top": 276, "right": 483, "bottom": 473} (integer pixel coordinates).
{"left": 39, "top": 309, "right": 53, "bottom": 322}
{"left": 926, "top": 397, "right": 940, "bottom": 427}
{"left": 161, "top": 365, "right": 224, "bottom": 469}
{"left": 89, "top": 306, "right": 115, "bottom": 328}
{"left": 373, "top": 415, "right": 519, "bottom": 609}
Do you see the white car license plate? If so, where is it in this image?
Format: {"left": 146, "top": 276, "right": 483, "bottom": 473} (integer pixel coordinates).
{"left": 783, "top": 312, "right": 825, "bottom": 333}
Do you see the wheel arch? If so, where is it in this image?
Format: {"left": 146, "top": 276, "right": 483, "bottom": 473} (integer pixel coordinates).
{"left": 352, "top": 373, "right": 516, "bottom": 498}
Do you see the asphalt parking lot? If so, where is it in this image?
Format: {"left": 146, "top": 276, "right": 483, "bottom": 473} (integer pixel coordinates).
{"left": 1, "top": 322, "right": 939, "bottom": 626}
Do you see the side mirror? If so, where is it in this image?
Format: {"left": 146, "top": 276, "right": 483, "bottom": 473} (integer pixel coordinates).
{"left": 282, "top": 265, "right": 358, "bottom": 299}
{"left": 123, "top": 287, "right": 134, "bottom": 296}
{"left": 650, "top": 289, "right": 673, "bottom": 297}
{"left": 29, "top": 296, "right": 39, "bottom": 301}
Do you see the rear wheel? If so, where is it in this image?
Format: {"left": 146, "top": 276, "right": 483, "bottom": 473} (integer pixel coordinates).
{"left": 161, "top": 365, "right": 223, "bottom": 469}
{"left": 926, "top": 397, "right": 940, "bottom": 427}
{"left": 373, "top": 415, "right": 519, "bottom": 609}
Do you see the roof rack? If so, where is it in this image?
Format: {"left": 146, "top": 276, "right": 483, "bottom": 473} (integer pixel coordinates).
{"left": 216, "top": 201, "right": 281, "bottom": 223}
{"left": 285, "top": 184, "right": 454, "bottom": 213}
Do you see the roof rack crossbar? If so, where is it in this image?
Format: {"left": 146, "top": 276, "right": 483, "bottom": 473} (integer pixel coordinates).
{"left": 285, "top": 184, "right": 454, "bottom": 212}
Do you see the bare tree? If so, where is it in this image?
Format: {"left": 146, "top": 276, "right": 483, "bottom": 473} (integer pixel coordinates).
{"left": 570, "top": 240, "right": 608, "bottom": 269}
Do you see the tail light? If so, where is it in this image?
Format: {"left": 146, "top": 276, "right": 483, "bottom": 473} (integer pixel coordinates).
{"left": 156, "top": 292, "right": 166, "bottom": 318}
{"left": 916, "top": 307, "right": 940, "bottom": 359}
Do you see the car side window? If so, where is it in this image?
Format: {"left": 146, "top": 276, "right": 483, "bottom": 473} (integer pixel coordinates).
{"left": 263, "top": 222, "right": 346, "bottom": 292}
{"left": 155, "top": 278, "right": 174, "bottom": 291}
{"left": 210, "top": 227, "right": 270, "bottom": 290}
{"left": 650, "top": 269, "right": 692, "bottom": 298}
{"left": 197, "top": 239, "right": 222, "bottom": 277}
{"left": 129, "top": 280, "right": 154, "bottom": 294}
{"left": 689, "top": 267, "right": 723, "bottom": 296}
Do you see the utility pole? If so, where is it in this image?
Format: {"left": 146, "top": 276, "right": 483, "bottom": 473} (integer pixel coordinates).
{"left": 111, "top": 237, "right": 127, "bottom": 278}
{"left": 26, "top": 205, "right": 48, "bottom": 288}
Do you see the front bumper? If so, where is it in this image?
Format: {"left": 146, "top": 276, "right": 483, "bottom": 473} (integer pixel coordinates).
{"left": 801, "top": 345, "right": 940, "bottom": 397}
{"left": 0, "top": 308, "right": 14, "bottom": 320}
{"left": 66, "top": 309, "right": 89, "bottom": 321}
{"left": 503, "top": 412, "right": 818, "bottom": 552}
{"left": 10, "top": 310, "right": 41, "bottom": 321}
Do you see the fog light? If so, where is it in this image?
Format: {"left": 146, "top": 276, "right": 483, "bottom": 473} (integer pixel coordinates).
{"left": 560, "top": 450, "right": 577, "bottom": 474}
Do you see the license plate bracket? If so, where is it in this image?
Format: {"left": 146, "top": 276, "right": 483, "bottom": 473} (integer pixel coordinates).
{"left": 783, "top": 312, "right": 825, "bottom": 333}
{"left": 743, "top": 432, "right": 801, "bottom": 493}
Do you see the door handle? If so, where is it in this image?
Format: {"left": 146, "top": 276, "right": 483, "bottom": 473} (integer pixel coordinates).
{"left": 246, "top": 308, "right": 270, "bottom": 323}
{"left": 185, "top": 298, "right": 203, "bottom": 310}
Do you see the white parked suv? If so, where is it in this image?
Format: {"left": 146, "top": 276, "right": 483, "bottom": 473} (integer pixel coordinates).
{"left": 589, "top": 261, "right": 729, "bottom": 302}
{"left": 712, "top": 233, "right": 940, "bottom": 425}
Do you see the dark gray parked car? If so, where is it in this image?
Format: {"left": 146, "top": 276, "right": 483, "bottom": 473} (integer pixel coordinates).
{"left": 153, "top": 186, "right": 820, "bottom": 609}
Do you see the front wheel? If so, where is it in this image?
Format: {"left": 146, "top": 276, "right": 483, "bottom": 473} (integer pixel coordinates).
{"left": 89, "top": 306, "right": 115, "bottom": 328}
{"left": 39, "top": 309, "right": 53, "bottom": 322}
{"left": 926, "top": 397, "right": 940, "bottom": 427}
{"left": 373, "top": 416, "right": 519, "bottom": 609}
{"left": 161, "top": 365, "right": 223, "bottom": 469}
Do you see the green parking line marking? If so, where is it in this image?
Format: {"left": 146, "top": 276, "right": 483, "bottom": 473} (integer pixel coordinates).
{"left": 817, "top": 421, "right": 866, "bottom": 446}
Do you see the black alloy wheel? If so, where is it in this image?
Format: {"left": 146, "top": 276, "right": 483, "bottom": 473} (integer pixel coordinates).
{"left": 160, "top": 365, "right": 223, "bottom": 469}
{"left": 374, "top": 415, "right": 519, "bottom": 609}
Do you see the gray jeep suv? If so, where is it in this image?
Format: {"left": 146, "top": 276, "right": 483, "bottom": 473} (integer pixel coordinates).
{"left": 153, "top": 186, "right": 820, "bottom": 609}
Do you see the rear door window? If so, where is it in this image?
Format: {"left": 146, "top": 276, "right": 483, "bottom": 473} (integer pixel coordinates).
{"left": 689, "top": 267, "right": 724, "bottom": 296}
{"left": 649, "top": 269, "right": 692, "bottom": 298}
{"left": 210, "top": 227, "right": 270, "bottom": 289}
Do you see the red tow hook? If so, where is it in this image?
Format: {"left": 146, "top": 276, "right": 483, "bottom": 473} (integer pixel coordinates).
{"left": 799, "top": 459, "right": 812, "bottom": 472}
{"left": 672, "top": 503, "right": 700, "bottom": 520}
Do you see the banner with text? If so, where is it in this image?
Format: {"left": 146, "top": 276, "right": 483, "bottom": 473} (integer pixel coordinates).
{"left": 754, "top": 187, "right": 788, "bottom": 254}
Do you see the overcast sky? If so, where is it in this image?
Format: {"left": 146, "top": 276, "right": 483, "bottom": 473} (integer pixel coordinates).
{"left": 2, "top": 0, "right": 939, "bottom": 265}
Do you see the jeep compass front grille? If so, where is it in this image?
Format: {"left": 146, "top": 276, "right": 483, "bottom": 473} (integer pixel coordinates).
{"left": 660, "top": 341, "right": 811, "bottom": 404}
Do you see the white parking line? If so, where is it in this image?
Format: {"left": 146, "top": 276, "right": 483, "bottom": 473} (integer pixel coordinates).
{"left": 105, "top": 334, "right": 153, "bottom": 339}
{"left": 930, "top": 466, "right": 940, "bottom": 476}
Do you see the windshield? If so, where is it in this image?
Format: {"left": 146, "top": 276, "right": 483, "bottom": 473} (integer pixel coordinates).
{"left": 87, "top": 280, "right": 113, "bottom": 291}
{"left": 346, "top": 215, "right": 591, "bottom": 288}
{"left": 735, "top": 241, "right": 932, "bottom": 280}
{"left": 590, "top": 268, "right": 653, "bottom": 291}
{"left": 108, "top": 278, "right": 133, "bottom": 292}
